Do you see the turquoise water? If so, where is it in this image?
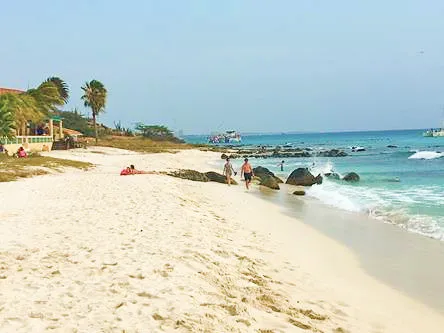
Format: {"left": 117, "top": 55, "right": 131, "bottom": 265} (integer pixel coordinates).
{"left": 185, "top": 130, "right": 444, "bottom": 240}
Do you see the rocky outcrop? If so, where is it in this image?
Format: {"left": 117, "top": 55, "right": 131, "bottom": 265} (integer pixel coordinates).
{"left": 259, "top": 175, "right": 280, "bottom": 190}
{"left": 387, "top": 145, "right": 398, "bottom": 148}
{"left": 318, "top": 149, "right": 348, "bottom": 157}
{"left": 218, "top": 148, "right": 348, "bottom": 159}
{"left": 205, "top": 171, "right": 238, "bottom": 185}
{"left": 293, "top": 186, "right": 306, "bottom": 196}
{"left": 343, "top": 172, "right": 360, "bottom": 182}
{"left": 325, "top": 172, "right": 340, "bottom": 180}
{"left": 286, "top": 168, "right": 323, "bottom": 186}
{"left": 253, "top": 166, "right": 283, "bottom": 183}
{"left": 168, "top": 169, "right": 209, "bottom": 182}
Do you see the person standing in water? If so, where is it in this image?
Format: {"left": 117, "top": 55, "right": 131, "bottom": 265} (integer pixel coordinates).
{"left": 241, "top": 158, "right": 254, "bottom": 190}
{"left": 223, "top": 158, "right": 236, "bottom": 186}
{"left": 277, "top": 160, "right": 285, "bottom": 171}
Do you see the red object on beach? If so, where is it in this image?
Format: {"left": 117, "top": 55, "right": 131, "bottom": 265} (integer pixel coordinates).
{"left": 120, "top": 168, "right": 131, "bottom": 176}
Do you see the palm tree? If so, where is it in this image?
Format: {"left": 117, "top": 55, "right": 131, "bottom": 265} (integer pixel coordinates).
{"left": 81, "top": 80, "right": 107, "bottom": 143}
{"left": 0, "top": 95, "right": 17, "bottom": 139}
{"left": 44, "top": 76, "right": 69, "bottom": 104}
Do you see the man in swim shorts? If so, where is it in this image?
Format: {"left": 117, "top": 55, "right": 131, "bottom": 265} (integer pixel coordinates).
{"left": 241, "top": 158, "right": 254, "bottom": 190}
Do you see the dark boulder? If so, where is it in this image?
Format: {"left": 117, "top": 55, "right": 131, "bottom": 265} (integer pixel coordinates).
{"left": 325, "top": 172, "right": 340, "bottom": 180}
{"left": 343, "top": 172, "right": 360, "bottom": 182}
{"left": 168, "top": 169, "right": 209, "bottom": 182}
{"left": 293, "top": 186, "right": 306, "bottom": 196}
{"left": 205, "top": 171, "right": 238, "bottom": 185}
{"left": 318, "top": 149, "right": 348, "bottom": 157}
{"left": 253, "top": 166, "right": 283, "bottom": 183}
{"left": 260, "top": 175, "right": 280, "bottom": 190}
{"left": 387, "top": 145, "right": 398, "bottom": 148}
{"left": 314, "top": 174, "right": 323, "bottom": 185}
{"left": 221, "top": 153, "right": 228, "bottom": 160}
{"left": 286, "top": 168, "right": 323, "bottom": 186}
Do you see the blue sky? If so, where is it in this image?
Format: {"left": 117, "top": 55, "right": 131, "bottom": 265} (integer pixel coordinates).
{"left": 1, "top": 0, "right": 444, "bottom": 134}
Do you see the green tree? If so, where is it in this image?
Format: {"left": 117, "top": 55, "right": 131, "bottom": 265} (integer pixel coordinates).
{"left": 81, "top": 80, "right": 107, "bottom": 143}
{"left": 135, "top": 123, "right": 182, "bottom": 142}
{"left": 0, "top": 96, "right": 16, "bottom": 139}
{"left": 59, "top": 109, "right": 94, "bottom": 136}
{"left": 44, "top": 77, "right": 69, "bottom": 104}
{"left": 0, "top": 77, "right": 69, "bottom": 137}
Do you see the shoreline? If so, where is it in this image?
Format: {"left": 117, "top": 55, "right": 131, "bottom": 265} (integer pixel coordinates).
{"left": 254, "top": 185, "right": 444, "bottom": 314}
{"left": 0, "top": 148, "right": 443, "bottom": 332}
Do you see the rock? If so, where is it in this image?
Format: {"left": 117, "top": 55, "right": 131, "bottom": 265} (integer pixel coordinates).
{"left": 325, "top": 172, "right": 340, "bottom": 180}
{"left": 221, "top": 153, "right": 228, "bottom": 160}
{"left": 205, "top": 171, "right": 238, "bottom": 185}
{"left": 286, "top": 168, "right": 323, "bottom": 186}
{"left": 387, "top": 145, "right": 398, "bottom": 148}
{"left": 253, "top": 166, "right": 283, "bottom": 183}
{"left": 168, "top": 169, "right": 209, "bottom": 182}
{"left": 293, "top": 186, "right": 306, "bottom": 196}
{"left": 314, "top": 174, "right": 323, "bottom": 185}
{"left": 343, "top": 172, "right": 360, "bottom": 182}
{"left": 259, "top": 175, "right": 280, "bottom": 190}
{"left": 317, "top": 149, "right": 348, "bottom": 157}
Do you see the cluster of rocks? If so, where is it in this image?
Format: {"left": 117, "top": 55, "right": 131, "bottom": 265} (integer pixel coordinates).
{"left": 167, "top": 169, "right": 238, "bottom": 185}
{"left": 220, "top": 147, "right": 347, "bottom": 160}
{"left": 167, "top": 166, "right": 361, "bottom": 196}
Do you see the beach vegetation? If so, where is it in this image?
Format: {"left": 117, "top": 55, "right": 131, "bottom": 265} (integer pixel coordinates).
{"left": 81, "top": 80, "right": 107, "bottom": 143}
{"left": 135, "top": 123, "right": 182, "bottom": 142}
{"left": 0, "top": 153, "right": 92, "bottom": 182}
{"left": 0, "top": 99, "right": 16, "bottom": 139}
{"left": 58, "top": 109, "right": 94, "bottom": 136}
{"left": 0, "top": 77, "right": 69, "bottom": 136}
{"left": 114, "top": 120, "right": 134, "bottom": 136}
{"left": 87, "top": 135, "right": 192, "bottom": 153}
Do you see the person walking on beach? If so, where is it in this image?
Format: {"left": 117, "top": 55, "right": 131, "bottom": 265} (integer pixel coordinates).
{"left": 223, "top": 158, "right": 236, "bottom": 185}
{"left": 241, "top": 158, "right": 254, "bottom": 190}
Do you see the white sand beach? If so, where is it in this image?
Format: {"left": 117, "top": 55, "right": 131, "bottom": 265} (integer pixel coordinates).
{"left": 1, "top": 148, "right": 443, "bottom": 332}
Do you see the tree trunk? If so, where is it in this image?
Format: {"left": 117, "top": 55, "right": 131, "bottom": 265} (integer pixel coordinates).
{"left": 93, "top": 113, "right": 98, "bottom": 143}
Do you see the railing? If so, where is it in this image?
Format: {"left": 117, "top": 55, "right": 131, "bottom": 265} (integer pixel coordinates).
{"left": 0, "top": 136, "right": 53, "bottom": 145}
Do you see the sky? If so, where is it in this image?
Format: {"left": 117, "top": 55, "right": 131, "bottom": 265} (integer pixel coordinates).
{"left": 1, "top": 0, "right": 444, "bottom": 134}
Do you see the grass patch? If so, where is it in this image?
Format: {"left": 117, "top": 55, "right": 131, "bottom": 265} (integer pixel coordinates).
{"left": 0, "top": 154, "right": 92, "bottom": 182}
{"left": 87, "top": 136, "right": 194, "bottom": 153}
{"left": 86, "top": 135, "right": 231, "bottom": 154}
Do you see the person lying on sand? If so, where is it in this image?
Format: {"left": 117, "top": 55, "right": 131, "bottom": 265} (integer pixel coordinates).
{"left": 120, "top": 165, "right": 157, "bottom": 176}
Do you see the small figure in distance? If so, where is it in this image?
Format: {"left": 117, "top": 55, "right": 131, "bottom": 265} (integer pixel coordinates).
{"left": 223, "top": 158, "right": 236, "bottom": 186}
{"left": 241, "top": 158, "right": 254, "bottom": 190}
{"left": 17, "top": 147, "right": 28, "bottom": 158}
{"left": 277, "top": 160, "right": 285, "bottom": 171}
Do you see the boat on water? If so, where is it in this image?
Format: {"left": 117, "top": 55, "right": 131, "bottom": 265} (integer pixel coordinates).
{"left": 423, "top": 128, "right": 444, "bottom": 137}
{"left": 208, "top": 130, "right": 242, "bottom": 144}
{"left": 424, "top": 111, "right": 444, "bottom": 137}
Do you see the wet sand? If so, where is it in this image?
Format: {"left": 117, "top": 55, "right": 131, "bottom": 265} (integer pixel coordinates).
{"left": 256, "top": 184, "right": 444, "bottom": 313}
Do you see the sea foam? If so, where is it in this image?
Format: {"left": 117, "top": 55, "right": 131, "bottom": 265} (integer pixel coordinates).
{"left": 408, "top": 151, "right": 443, "bottom": 160}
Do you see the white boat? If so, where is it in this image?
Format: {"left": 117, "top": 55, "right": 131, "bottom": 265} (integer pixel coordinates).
{"left": 208, "top": 130, "right": 242, "bottom": 144}
{"left": 424, "top": 110, "right": 444, "bottom": 137}
{"left": 423, "top": 128, "right": 444, "bottom": 137}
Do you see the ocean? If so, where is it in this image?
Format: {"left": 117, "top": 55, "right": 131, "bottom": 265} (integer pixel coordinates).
{"left": 185, "top": 129, "right": 444, "bottom": 241}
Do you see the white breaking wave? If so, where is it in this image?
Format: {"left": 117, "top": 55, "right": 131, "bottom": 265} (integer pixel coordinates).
{"left": 408, "top": 151, "right": 444, "bottom": 160}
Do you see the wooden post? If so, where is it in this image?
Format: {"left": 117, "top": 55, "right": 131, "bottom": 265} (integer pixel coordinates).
{"left": 59, "top": 120, "right": 64, "bottom": 139}
{"left": 49, "top": 119, "right": 54, "bottom": 139}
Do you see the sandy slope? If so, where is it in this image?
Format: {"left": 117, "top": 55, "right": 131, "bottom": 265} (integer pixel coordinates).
{"left": 0, "top": 148, "right": 442, "bottom": 332}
